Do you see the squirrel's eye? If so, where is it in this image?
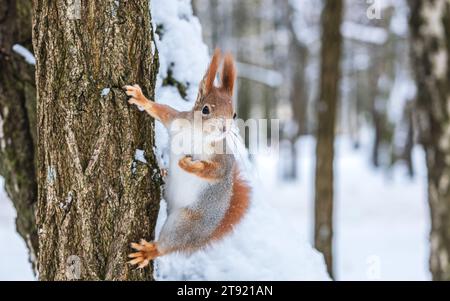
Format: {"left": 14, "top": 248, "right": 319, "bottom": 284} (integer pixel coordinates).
{"left": 202, "top": 105, "right": 210, "bottom": 115}
{"left": 233, "top": 113, "right": 237, "bottom": 120}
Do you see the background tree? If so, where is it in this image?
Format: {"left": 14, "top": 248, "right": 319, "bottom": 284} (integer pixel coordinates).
{"left": 33, "top": 0, "right": 161, "bottom": 280}
{"left": 0, "top": 0, "right": 38, "bottom": 271}
{"left": 409, "top": 0, "right": 450, "bottom": 281}
{"left": 313, "top": 0, "right": 344, "bottom": 279}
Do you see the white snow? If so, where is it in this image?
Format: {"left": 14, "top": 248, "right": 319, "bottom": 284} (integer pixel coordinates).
{"left": 389, "top": 0, "right": 409, "bottom": 36}
{"left": 341, "top": 21, "right": 388, "bottom": 45}
{"left": 134, "top": 149, "right": 148, "bottom": 164}
{"left": 0, "top": 178, "right": 34, "bottom": 280}
{"left": 100, "top": 88, "right": 111, "bottom": 97}
{"left": 12, "top": 44, "right": 36, "bottom": 65}
{"left": 151, "top": 0, "right": 209, "bottom": 102}
{"left": 155, "top": 195, "right": 330, "bottom": 280}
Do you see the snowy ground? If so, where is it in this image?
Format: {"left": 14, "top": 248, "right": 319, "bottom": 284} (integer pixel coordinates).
{"left": 0, "top": 134, "right": 431, "bottom": 280}
{"left": 0, "top": 179, "right": 34, "bottom": 281}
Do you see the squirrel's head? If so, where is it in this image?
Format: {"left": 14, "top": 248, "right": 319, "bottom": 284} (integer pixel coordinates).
{"left": 193, "top": 48, "right": 237, "bottom": 142}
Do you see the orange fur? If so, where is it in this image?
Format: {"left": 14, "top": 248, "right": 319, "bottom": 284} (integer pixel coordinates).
{"left": 149, "top": 103, "right": 179, "bottom": 126}
{"left": 178, "top": 156, "right": 222, "bottom": 181}
{"left": 128, "top": 240, "right": 161, "bottom": 268}
{"left": 211, "top": 167, "right": 250, "bottom": 241}
{"left": 203, "top": 48, "right": 221, "bottom": 96}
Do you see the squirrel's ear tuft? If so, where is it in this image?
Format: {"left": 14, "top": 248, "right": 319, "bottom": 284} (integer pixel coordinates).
{"left": 199, "top": 48, "right": 221, "bottom": 98}
{"left": 220, "top": 52, "right": 236, "bottom": 97}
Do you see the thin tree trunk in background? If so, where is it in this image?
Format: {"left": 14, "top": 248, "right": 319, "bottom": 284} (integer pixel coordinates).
{"left": 34, "top": 0, "right": 161, "bottom": 280}
{"left": 286, "top": 37, "right": 308, "bottom": 180}
{"left": 403, "top": 103, "right": 415, "bottom": 177}
{"left": 368, "top": 63, "right": 382, "bottom": 168}
{"left": 0, "top": 0, "right": 38, "bottom": 271}
{"left": 409, "top": 0, "right": 450, "bottom": 281}
{"left": 288, "top": 11, "right": 309, "bottom": 137}
{"left": 290, "top": 45, "right": 309, "bottom": 136}
{"left": 314, "top": 0, "right": 343, "bottom": 279}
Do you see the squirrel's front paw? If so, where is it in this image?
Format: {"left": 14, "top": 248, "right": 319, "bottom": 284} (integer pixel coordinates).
{"left": 123, "top": 84, "right": 150, "bottom": 108}
{"left": 128, "top": 239, "right": 160, "bottom": 269}
{"left": 179, "top": 156, "right": 205, "bottom": 172}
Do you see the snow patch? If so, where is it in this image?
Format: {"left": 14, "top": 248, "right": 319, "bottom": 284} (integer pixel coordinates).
{"left": 134, "top": 149, "right": 147, "bottom": 164}
{"left": 155, "top": 186, "right": 330, "bottom": 281}
{"left": 100, "top": 88, "right": 111, "bottom": 97}
{"left": 47, "top": 166, "right": 56, "bottom": 184}
{"left": 0, "top": 178, "right": 35, "bottom": 280}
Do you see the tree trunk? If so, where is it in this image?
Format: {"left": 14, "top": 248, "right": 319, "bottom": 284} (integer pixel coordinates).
{"left": 409, "top": 0, "right": 450, "bottom": 281}
{"left": 33, "top": 0, "right": 161, "bottom": 280}
{"left": 0, "top": 0, "right": 38, "bottom": 271}
{"left": 368, "top": 64, "right": 382, "bottom": 168}
{"left": 288, "top": 17, "right": 309, "bottom": 138}
{"left": 314, "top": 0, "right": 343, "bottom": 279}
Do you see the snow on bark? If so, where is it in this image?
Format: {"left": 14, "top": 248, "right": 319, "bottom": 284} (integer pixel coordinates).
{"left": 151, "top": 0, "right": 330, "bottom": 280}
{"left": 12, "top": 44, "right": 36, "bottom": 65}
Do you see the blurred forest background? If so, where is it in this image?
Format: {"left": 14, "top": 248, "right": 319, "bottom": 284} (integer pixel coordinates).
{"left": 194, "top": 0, "right": 415, "bottom": 174}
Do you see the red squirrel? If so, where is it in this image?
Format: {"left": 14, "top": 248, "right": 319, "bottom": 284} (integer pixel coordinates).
{"left": 124, "top": 49, "right": 250, "bottom": 268}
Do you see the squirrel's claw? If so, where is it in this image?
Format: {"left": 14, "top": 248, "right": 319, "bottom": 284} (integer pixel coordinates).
{"left": 128, "top": 252, "right": 141, "bottom": 258}
{"left": 124, "top": 84, "right": 153, "bottom": 109}
{"left": 124, "top": 86, "right": 139, "bottom": 98}
{"left": 130, "top": 242, "right": 143, "bottom": 251}
{"left": 128, "top": 258, "right": 142, "bottom": 266}
{"left": 138, "top": 260, "right": 149, "bottom": 269}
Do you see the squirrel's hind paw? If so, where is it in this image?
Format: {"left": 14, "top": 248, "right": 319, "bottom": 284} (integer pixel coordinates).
{"left": 128, "top": 239, "right": 160, "bottom": 269}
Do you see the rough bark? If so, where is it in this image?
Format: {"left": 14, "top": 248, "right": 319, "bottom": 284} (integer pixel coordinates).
{"left": 33, "top": 0, "right": 161, "bottom": 280}
{"left": 0, "top": 0, "right": 38, "bottom": 271}
{"left": 314, "top": 0, "right": 343, "bottom": 279}
{"left": 409, "top": 0, "right": 450, "bottom": 281}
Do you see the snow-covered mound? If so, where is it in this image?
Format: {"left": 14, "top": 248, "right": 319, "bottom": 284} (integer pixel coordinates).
{"left": 154, "top": 185, "right": 330, "bottom": 281}
{"left": 150, "top": 0, "right": 330, "bottom": 280}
